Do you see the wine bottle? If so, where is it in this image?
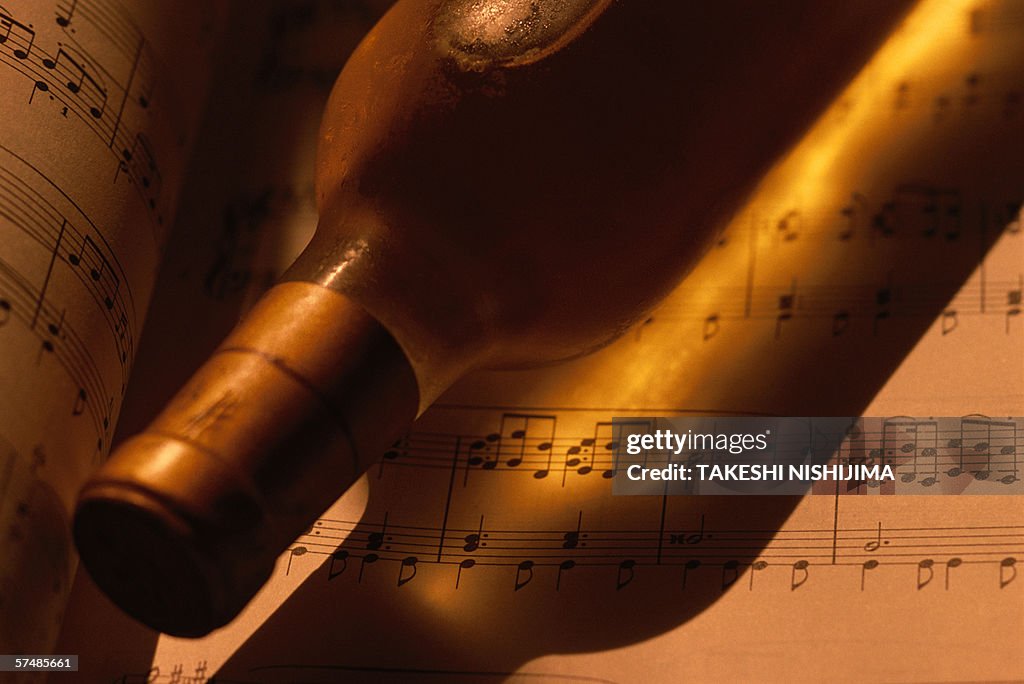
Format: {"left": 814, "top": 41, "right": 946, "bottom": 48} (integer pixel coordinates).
{"left": 74, "top": 0, "right": 911, "bottom": 636}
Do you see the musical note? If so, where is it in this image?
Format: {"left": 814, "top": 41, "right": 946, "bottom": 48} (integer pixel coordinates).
{"left": 0, "top": 12, "right": 36, "bottom": 60}
{"left": 514, "top": 560, "right": 534, "bottom": 591}
{"left": 41, "top": 47, "right": 108, "bottom": 118}
{"left": 917, "top": 559, "right": 935, "bottom": 590}
{"left": 721, "top": 560, "right": 740, "bottom": 590}
{"left": 357, "top": 553, "right": 379, "bottom": 583}
{"left": 455, "top": 558, "right": 475, "bottom": 589}
{"left": 944, "top": 557, "right": 962, "bottom": 590}
{"left": 556, "top": 560, "right": 575, "bottom": 590}
{"left": 55, "top": 0, "right": 78, "bottom": 28}
{"left": 365, "top": 513, "right": 388, "bottom": 551}
{"left": 863, "top": 522, "right": 888, "bottom": 552}
{"left": 999, "top": 557, "right": 1016, "bottom": 589}
{"left": 681, "top": 559, "right": 701, "bottom": 589}
{"left": 791, "top": 560, "right": 809, "bottom": 590}
{"left": 940, "top": 309, "right": 958, "bottom": 334}
{"left": 66, "top": 235, "right": 120, "bottom": 311}
{"left": 121, "top": 133, "right": 162, "bottom": 208}
{"left": 497, "top": 413, "right": 556, "bottom": 469}
{"left": 561, "top": 511, "right": 584, "bottom": 550}
{"left": 1007, "top": 282, "right": 1021, "bottom": 333}
{"left": 463, "top": 515, "right": 485, "bottom": 553}
{"left": 669, "top": 514, "right": 705, "bottom": 545}
{"left": 533, "top": 439, "right": 553, "bottom": 479}
{"left": 861, "top": 559, "right": 879, "bottom": 590}
{"left": 284, "top": 546, "right": 306, "bottom": 576}
{"left": 748, "top": 560, "right": 768, "bottom": 590}
{"left": 616, "top": 559, "right": 635, "bottom": 590}
{"left": 327, "top": 550, "right": 348, "bottom": 581}
{"left": 397, "top": 556, "right": 418, "bottom": 587}
{"left": 702, "top": 313, "right": 720, "bottom": 340}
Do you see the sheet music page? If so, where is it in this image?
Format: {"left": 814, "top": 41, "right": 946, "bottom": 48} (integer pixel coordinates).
{"left": 53, "top": 0, "right": 1023, "bottom": 681}
{"left": 0, "top": 0, "right": 225, "bottom": 660}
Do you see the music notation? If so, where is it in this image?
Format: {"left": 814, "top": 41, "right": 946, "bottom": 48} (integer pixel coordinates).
{"left": 285, "top": 513, "right": 1021, "bottom": 593}
{"left": 371, "top": 413, "right": 1024, "bottom": 494}
{"left": 32, "top": 0, "right": 1022, "bottom": 680}
{"left": 0, "top": 0, "right": 185, "bottom": 232}
{"left": 0, "top": 0, "right": 223, "bottom": 656}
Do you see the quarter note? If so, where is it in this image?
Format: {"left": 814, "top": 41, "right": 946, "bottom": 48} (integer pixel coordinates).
{"left": 455, "top": 558, "right": 475, "bottom": 589}
{"left": 397, "top": 556, "right": 418, "bottom": 586}
{"left": 357, "top": 553, "right": 379, "bottom": 582}
{"left": 616, "top": 559, "right": 635, "bottom": 590}
{"left": 721, "top": 559, "right": 739, "bottom": 590}
{"left": 999, "top": 557, "right": 1016, "bottom": 589}
{"left": 514, "top": 560, "right": 534, "bottom": 591}
{"left": 556, "top": 559, "right": 575, "bottom": 590}
{"left": 917, "top": 558, "right": 935, "bottom": 589}
{"left": 327, "top": 550, "right": 348, "bottom": 581}
{"left": 790, "top": 559, "right": 809, "bottom": 590}
{"left": 944, "top": 558, "right": 962, "bottom": 590}
{"left": 55, "top": 0, "right": 78, "bottom": 27}
{"left": 681, "top": 559, "right": 700, "bottom": 589}
{"left": 941, "top": 309, "right": 958, "bottom": 335}
{"left": 284, "top": 546, "right": 306, "bottom": 575}
{"left": 748, "top": 560, "right": 768, "bottom": 590}
{"left": 861, "top": 559, "right": 879, "bottom": 590}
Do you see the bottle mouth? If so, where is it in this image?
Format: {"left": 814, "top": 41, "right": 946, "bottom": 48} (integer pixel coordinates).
{"left": 73, "top": 482, "right": 248, "bottom": 638}
{"left": 72, "top": 284, "right": 419, "bottom": 637}
{"left": 73, "top": 427, "right": 278, "bottom": 637}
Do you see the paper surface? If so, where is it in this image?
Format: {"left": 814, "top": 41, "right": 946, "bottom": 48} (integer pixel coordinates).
{"left": 0, "top": 0, "right": 224, "bottom": 660}
{"left": 52, "top": 0, "right": 1024, "bottom": 681}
